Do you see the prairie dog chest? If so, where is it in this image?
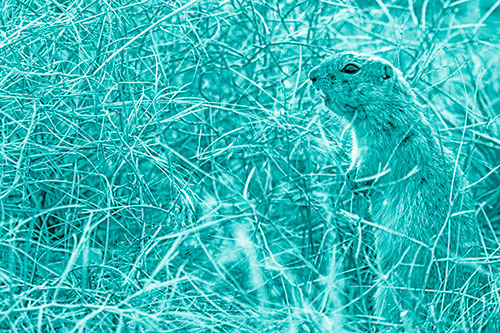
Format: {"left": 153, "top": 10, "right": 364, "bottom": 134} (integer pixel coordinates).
{"left": 346, "top": 128, "right": 387, "bottom": 181}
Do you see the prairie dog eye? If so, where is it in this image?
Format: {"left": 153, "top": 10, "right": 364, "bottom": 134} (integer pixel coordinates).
{"left": 340, "top": 64, "right": 360, "bottom": 74}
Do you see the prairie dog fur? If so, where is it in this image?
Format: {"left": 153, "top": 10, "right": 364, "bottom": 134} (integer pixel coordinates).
{"left": 309, "top": 52, "right": 495, "bottom": 330}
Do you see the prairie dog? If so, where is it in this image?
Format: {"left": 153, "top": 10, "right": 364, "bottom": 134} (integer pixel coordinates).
{"left": 309, "top": 52, "right": 495, "bottom": 330}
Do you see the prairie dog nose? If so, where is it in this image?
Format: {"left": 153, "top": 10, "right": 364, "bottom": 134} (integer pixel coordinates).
{"left": 308, "top": 67, "right": 319, "bottom": 82}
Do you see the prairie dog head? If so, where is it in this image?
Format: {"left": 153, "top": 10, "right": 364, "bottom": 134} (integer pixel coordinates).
{"left": 309, "top": 52, "right": 413, "bottom": 121}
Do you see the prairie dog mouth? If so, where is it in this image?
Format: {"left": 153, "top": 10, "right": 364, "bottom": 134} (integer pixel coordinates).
{"left": 316, "top": 88, "right": 330, "bottom": 103}
{"left": 311, "top": 83, "right": 325, "bottom": 97}
{"left": 323, "top": 93, "right": 331, "bottom": 104}
{"left": 310, "top": 81, "right": 331, "bottom": 105}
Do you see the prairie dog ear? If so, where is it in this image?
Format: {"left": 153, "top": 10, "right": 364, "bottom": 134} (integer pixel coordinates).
{"left": 382, "top": 64, "right": 393, "bottom": 80}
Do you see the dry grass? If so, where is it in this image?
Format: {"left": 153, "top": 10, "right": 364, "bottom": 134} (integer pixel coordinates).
{"left": 0, "top": 0, "right": 499, "bottom": 331}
